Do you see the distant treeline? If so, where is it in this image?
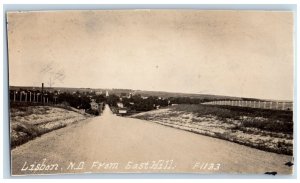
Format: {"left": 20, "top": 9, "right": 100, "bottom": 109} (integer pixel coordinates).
{"left": 9, "top": 89, "right": 106, "bottom": 116}
{"left": 106, "top": 94, "right": 216, "bottom": 113}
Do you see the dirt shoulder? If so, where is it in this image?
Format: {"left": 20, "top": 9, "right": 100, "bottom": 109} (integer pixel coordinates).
{"left": 130, "top": 104, "right": 293, "bottom": 155}
{"left": 10, "top": 105, "right": 92, "bottom": 147}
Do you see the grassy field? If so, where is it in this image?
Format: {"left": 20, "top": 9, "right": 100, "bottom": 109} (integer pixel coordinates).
{"left": 173, "top": 104, "right": 293, "bottom": 134}
{"left": 10, "top": 105, "right": 91, "bottom": 147}
{"left": 130, "top": 104, "right": 293, "bottom": 155}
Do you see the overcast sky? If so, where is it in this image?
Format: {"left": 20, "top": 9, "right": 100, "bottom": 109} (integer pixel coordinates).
{"left": 7, "top": 10, "right": 294, "bottom": 100}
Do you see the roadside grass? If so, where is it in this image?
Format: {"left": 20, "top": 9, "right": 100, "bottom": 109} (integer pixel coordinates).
{"left": 10, "top": 106, "right": 51, "bottom": 117}
{"left": 10, "top": 105, "right": 89, "bottom": 148}
{"left": 171, "top": 104, "right": 293, "bottom": 134}
{"left": 239, "top": 118, "right": 293, "bottom": 134}
{"left": 132, "top": 104, "right": 293, "bottom": 155}
{"left": 213, "top": 131, "right": 293, "bottom": 155}
{"left": 10, "top": 122, "right": 67, "bottom": 147}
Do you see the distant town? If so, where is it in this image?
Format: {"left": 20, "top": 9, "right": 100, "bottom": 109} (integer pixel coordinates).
{"left": 9, "top": 84, "right": 293, "bottom": 117}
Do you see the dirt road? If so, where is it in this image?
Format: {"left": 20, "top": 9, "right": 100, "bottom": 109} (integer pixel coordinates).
{"left": 11, "top": 105, "right": 293, "bottom": 175}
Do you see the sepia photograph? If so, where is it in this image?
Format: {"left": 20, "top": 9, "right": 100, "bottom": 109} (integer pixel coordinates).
{"left": 6, "top": 9, "right": 294, "bottom": 176}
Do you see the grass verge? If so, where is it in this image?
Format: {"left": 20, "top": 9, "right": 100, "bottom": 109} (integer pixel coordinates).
{"left": 131, "top": 104, "right": 293, "bottom": 155}
{"left": 10, "top": 105, "right": 90, "bottom": 148}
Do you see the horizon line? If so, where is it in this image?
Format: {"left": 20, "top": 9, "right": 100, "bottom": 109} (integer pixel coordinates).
{"left": 8, "top": 84, "right": 293, "bottom": 102}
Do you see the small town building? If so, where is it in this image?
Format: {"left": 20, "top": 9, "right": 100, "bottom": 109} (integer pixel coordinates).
{"left": 117, "top": 102, "right": 124, "bottom": 108}
{"left": 118, "top": 109, "right": 127, "bottom": 114}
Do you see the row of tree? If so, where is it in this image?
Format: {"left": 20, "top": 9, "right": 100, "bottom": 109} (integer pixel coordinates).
{"left": 10, "top": 89, "right": 108, "bottom": 116}
{"left": 56, "top": 92, "right": 91, "bottom": 109}
{"left": 105, "top": 94, "right": 211, "bottom": 112}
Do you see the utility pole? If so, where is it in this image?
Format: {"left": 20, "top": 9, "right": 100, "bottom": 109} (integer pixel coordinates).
{"left": 20, "top": 91, "right": 22, "bottom": 102}
{"left": 54, "top": 96, "right": 57, "bottom": 104}
{"left": 42, "top": 83, "right": 44, "bottom": 105}
{"left": 13, "top": 91, "right": 16, "bottom": 102}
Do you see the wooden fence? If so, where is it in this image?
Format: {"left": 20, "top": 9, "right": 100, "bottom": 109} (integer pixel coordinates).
{"left": 202, "top": 100, "right": 293, "bottom": 111}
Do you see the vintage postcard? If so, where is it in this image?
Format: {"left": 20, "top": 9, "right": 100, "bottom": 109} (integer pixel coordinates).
{"left": 7, "top": 10, "right": 294, "bottom": 176}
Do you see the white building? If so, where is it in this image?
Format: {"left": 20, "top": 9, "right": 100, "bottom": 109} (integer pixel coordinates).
{"left": 117, "top": 102, "right": 124, "bottom": 108}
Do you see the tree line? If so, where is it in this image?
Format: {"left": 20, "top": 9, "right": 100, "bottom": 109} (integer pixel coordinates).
{"left": 105, "top": 94, "right": 212, "bottom": 113}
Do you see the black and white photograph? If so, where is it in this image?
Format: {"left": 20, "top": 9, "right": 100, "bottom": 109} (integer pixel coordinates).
{"left": 6, "top": 9, "right": 294, "bottom": 176}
